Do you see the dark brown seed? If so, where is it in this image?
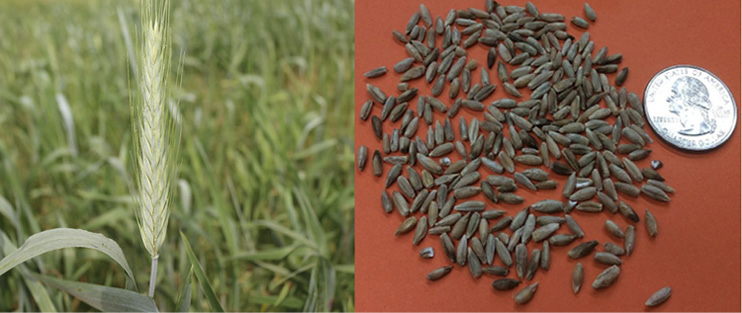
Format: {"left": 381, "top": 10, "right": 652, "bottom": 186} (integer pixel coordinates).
{"left": 651, "top": 160, "right": 663, "bottom": 170}
{"left": 492, "top": 278, "right": 521, "bottom": 291}
{"left": 592, "top": 265, "right": 620, "bottom": 289}
{"left": 645, "top": 209, "right": 658, "bottom": 238}
{"left": 514, "top": 282, "right": 539, "bottom": 305}
{"left": 568, "top": 240, "right": 599, "bottom": 259}
{"left": 427, "top": 266, "right": 453, "bottom": 281}
{"left": 572, "top": 262, "right": 584, "bottom": 294}
{"left": 645, "top": 286, "right": 672, "bottom": 307}
{"left": 551, "top": 161, "right": 574, "bottom": 175}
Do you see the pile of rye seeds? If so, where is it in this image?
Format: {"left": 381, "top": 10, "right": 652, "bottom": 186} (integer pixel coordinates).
{"left": 357, "top": 0, "right": 673, "bottom": 307}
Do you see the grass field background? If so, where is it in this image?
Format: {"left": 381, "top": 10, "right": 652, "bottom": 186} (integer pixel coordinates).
{"left": 0, "top": 0, "right": 354, "bottom": 311}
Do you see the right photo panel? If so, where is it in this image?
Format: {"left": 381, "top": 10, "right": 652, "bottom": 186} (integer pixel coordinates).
{"left": 355, "top": 0, "right": 741, "bottom": 311}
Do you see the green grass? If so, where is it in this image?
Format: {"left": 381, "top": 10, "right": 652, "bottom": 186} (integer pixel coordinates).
{"left": 0, "top": 0, "right": 355, "bottom": 311}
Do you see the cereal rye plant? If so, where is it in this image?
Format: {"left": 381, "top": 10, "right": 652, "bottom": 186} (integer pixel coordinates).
{"left": 131, "top": 0, "right": 180, "bottom": 298}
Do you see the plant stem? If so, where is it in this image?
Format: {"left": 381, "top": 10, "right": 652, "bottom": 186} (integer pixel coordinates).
{"left": 148, "top": 255, "right": 159, "bottom": 297}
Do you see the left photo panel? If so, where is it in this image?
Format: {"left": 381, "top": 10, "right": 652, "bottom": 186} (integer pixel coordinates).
{"left": 0, "top": 0, "right": 355, "bottom": 311}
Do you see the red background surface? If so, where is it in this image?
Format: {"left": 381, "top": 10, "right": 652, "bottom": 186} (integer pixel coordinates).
{"left": 354, "top": 0, "right": 741, "bottom": 311}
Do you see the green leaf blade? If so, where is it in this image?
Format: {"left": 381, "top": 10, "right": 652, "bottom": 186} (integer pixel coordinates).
{"left": 180, "top": 231, "right": 224, "bottom": 312}
{"left": 36, "top": 275, "right": 157, "bottom": 312}
{"left": 0, "top": 228, "right": 137, "bottom": 290}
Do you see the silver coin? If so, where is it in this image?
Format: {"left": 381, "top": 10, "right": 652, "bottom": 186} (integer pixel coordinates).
{"left": 644, "top": 65, "right": 737, "bottom": 151}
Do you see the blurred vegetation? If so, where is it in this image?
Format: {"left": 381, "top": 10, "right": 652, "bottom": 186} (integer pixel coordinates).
{"left": 0, "top": 0, "right": 354, "bottom": 311}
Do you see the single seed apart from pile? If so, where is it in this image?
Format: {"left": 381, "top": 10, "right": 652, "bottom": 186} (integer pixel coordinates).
{"left": 645, "top": 209, "right": 658, "bottom": 237}
{"left": 364, "top": 66, "right": 387, "bottom": 78}
{"left": 625, "top": 225, "right": 636, "bottom": 256}
{"left": 357, "top": 145, "right": 368, "bottom": 170}
{"left": 645, "top": 286, "right": 672, "bottom": 307}
{"left": 584, "top": 3, "right": 597, "bottom": 21}
{"left": 427, "top": 266, "right": 453, "bottom": 281}
{"left": 514, "top": 282, "right": 539, "bottom": 305}
{"left": 572, "top": 263, "right": 584, "bottom": 294}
